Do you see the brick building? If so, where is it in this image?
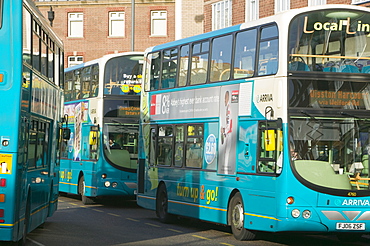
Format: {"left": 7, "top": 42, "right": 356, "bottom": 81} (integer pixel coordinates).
{"left": 203, "top": 0, "right": 369, "bottom": 33}
{"left": 34, "top": 0, "right": 204, "bottom": 67}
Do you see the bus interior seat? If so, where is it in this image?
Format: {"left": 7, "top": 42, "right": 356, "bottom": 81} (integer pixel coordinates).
{"left": 339, "top": 60, "right": 359, "bottom": 73}
{"left": 323, "top": 61, "right": 339, "bottom": 72}
{"left": 289, "top": 61, "right": 310, "bottom": 71}
{"left": 266, "top": 58, "right": 278, "bottom": 74}
{"left": 294, "top": 160, "right": 352, "bottom": 189}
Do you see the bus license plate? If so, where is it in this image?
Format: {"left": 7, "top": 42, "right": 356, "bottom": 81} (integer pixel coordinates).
{"left": 336, "top": 223, "right": 365, "bottom": 231}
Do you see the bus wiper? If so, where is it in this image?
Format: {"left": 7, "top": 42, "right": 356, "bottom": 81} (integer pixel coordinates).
{"left": 340, "top": 112, "right": 360, "bottom": 119}
{"left": 300, "top": 110, "right": 316, "bottom": 120}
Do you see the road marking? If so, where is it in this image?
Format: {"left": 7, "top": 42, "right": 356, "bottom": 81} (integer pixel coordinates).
{"left": 167, "top": 228, "right": 182, "bottom": 233}
{"left": 27, "top": 237, "right": 45, "bottom": 246}
{"left": 108, "top": 213, "right": 121, "bottom": 217}
{"left": 126, "top": 218, "right": 140, "bottom": 222}
{"left": 145, "top": 223, "right": 161, "bottom": 227}
{"left": 92, "top": 209, "right": 104, "bottom": 213}
{"left": 192, "top": 235, "right": 211, "bottom": 240}
{"left": 220, "top": 243, "right": 235, "bottom": 246}
{"left": 69, "top": 203, "right": 78, "bottom": 206}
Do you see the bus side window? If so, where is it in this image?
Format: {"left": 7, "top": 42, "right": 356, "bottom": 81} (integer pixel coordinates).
{"left": 149, "top": 127, "right": 157, "bottom": 166}
{"left": 257, "top": 25, "right": 279, "bottom": 76}
{"left": 233, "top": 28, "right": 257, "bottom": 79}
{"left": 210, "top": 34, "right": 233, "bottom": 82}
{"left": 89, "top": 126, "right": 99, "bottom": 160}
{"left": 162, "top": 48, "right": 177, "bottom": 89}
{"left": 157, "top": 126, "right": 173, "bottom": 166}
{"left": 185, "top": 125, "right": 203, "bottom": 168}
{"left": 179, "top": 45, "right": 190, "bottom": 87}
{"left": 174, "top": 125, "right": 185, "bottom": 167}
{"left": 190, "top": 41, "right": 209, "bottom": 85}
{"left": 150, "top": 52, "right": 161, "bottom": 90}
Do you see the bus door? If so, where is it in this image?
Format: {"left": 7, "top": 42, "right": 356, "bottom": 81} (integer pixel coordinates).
{"left": 244, "top": 119, "right": 283, "bottom": 228}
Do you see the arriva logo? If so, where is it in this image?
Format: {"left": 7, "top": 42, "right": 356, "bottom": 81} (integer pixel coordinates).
{"left": 340, "top": 199, "right": 370, "bottom": 206}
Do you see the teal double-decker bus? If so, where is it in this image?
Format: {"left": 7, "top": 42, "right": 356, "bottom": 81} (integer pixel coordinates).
{"left": 138, "top": 4, "right": 370, "bottom": 242}
{"left": 0, "top": 0, "right": 64, "bottom": 244}
{"left": 60, "top": 52, "right": 143, "bottom": 204}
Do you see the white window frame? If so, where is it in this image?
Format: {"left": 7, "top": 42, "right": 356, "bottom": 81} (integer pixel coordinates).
{"left": 275, "top": 0, "right": 290, "bottom": 14}
{"left": 212, "top": 0, "right": 232, "bottom": 31}
{"left": 68, "top": 12, "right": 83, "bottom": 38}
{"left": 109, "top": 12, "right": 125, "bottom": 37}
{"left": 246, "top": 0, "right": 259, "bottom": 22}
{"left": 352, "top": 0, "right": 368, "bottom": 4}
{"left": 68, "top": 56, "right": 83, "bottom": 67}
{"left": 151, "top": 11, "right": 167, "bottom": 36}
{"left": 308, "top": 0, "right": 326, "bottom": 6}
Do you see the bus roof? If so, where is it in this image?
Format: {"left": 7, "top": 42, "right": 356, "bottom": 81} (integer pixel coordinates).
{"left": 146, "top": 4, "right": 370, "bottom": 53}
{"left": 64, "top": 51, "right": 144, "bottom": 73}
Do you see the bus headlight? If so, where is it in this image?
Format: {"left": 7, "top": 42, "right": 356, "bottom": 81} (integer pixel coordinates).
{"left": 104, "top": 181, "right": 111, "bottom": 187}
{"left": 101, "top": 173, "right": 107, "bottom": 179}
{"left": 2, "top": 140, "right": 9, "bottom": 147}
{"left": 112, "top": 182, "right": 118, "bottom": 188}
{"left": 292, "top": 209, "right": 300, "bottom": 218}
{"left": 302, "top": 210, "right": 311, "bottom": 219}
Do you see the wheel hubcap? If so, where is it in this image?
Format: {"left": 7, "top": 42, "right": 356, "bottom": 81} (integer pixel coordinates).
{"left": 232, "top": 202, "right": 244, "bottom": 230}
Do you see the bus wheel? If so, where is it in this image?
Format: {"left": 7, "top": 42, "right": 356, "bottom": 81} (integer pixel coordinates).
{"left": 156, "top": 184, "right": 174, "bottom": 223}
{"left": 78, "top": 176, "right": 94, "bottom": 205}
{"left": 228, "top": 192, "right": 256, "bottom": 241}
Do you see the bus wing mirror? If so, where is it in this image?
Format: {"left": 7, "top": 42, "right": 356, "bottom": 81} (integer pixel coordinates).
{"left": 63, "top": 128, "right": 71, "bottom": 140}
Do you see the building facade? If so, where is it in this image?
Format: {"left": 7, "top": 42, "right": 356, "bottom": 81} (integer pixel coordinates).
{"left": 203, "top": 0, "right": 370, "bottom": 33}
{"left": 34, "top": 0, "right": 181, "bottom": 67}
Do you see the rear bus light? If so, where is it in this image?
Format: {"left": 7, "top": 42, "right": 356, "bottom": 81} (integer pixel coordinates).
{"left": 0, "top": 194, "right": 5, "bottom": 202}
{"left": 0, "top": 208, "right": 4, "bottom": 222}
{"left": 0, "top": 179, "right": 6, "bottom": 187}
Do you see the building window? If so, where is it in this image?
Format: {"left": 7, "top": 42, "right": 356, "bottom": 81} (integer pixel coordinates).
{"left": 308, "top": 0, "right": 326, "bottom": 5}
{"left": 275, "top": 0, "right": 290, "bottom": 14}
{"left": 246, "top": 0, "right": 259, "bottom": 22}
{"left": 212, "top": 0, "right": 232, "bottom": 31}
{"left": 68, "top": 56, "right": 83, "bottom": 67}
{"left": 109, "top": 12, "right": 125, "bottom": 37}
{"left": 68, "top": 12, "right": 83, "bottom": 37}
{"left": 151, "top": 11, "right": 167, "bottom": 36}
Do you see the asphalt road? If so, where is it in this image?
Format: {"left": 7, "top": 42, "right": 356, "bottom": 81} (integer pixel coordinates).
{"left": 26, "top": 195, "right": 370, "bottom": 246}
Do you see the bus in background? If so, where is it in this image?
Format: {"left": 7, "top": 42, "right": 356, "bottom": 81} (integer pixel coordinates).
{"left": 138, "top": 4, "right": 370, "bottom": 242}
{"left": 60, "top": 52, "right": 143, "bottom": 204}
{"left": 0, "top": 0, "right": 64, "bottom": 244}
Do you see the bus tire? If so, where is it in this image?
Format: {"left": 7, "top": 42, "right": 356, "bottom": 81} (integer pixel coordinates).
{"left": 228, "top": 192, "right": 256, "bottom": 241}
{"left": 78, "top": 176, "right": 94, "bottom": 205}
{"left": 156, "top": 184, "right": 174, "bottom": 223}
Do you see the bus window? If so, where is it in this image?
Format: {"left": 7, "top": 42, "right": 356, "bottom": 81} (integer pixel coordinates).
{"left": 73, "top": 69, "right": 81, "bottom": 100}
{"left": 81, "top": 66, "right": 92, "bottom": 98}
{"left": 179, "top": 45, "right": 190, "bottom": 87}
{"left": 257, "top": 25, "right": 279, "bottom": 76}
{"left": 186, "top": 125, "right": 203, "bottom": 168}
{"left": 32, "top": 21, "right": 41, "bottom": 72}
{"left": 190, "top": 41, "right": 209, "bottom": 85}
{"left": 174, "top": 125, "right": 185, "bottom": 167}
{"left": 234, "top": 29, "right": 257, "bottom": 79}
{"left": 158, "top": 126, "right": 173, "bottom": 166}
{"left": 210, "top": 34, "right": 233, "bottom": 82}
{"left": 149, "top": 127, "right": 157, "bottom": 166}
{"left": 149, "top": 52, "right": 161, "bottom": 90}
{"left": 91, "top": 64, "right": 99, "bottom": 97}
{"left": 162, "top": 48, "right": 177, "bottom": 89}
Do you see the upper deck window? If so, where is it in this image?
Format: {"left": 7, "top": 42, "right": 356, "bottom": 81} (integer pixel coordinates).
{"left": 289, "top": 10, "right": 370, "bottom": 73}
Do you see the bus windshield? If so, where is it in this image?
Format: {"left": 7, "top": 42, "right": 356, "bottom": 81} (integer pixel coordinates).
{"left": 104, "top": 55, "right": 143, "bottom": 95}
{"left": 289, "top": 78, "right": 370, "bottom": 191}
{"left": 103, "top": 99, "right": 140, "bottom": 170}
{"left": 289, "top": 9, "right": 370, "bottom": 73}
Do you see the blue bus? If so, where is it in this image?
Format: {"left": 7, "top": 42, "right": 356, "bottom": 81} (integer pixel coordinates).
{"left": 0, "top": 0, "right": 64, "bottom": 244}
{"left": 138, "top": 4, "right": 370, "bottom": 242}
{"left": 60, "top": 52, "right": 143, "bottom": 204}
